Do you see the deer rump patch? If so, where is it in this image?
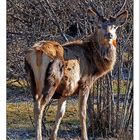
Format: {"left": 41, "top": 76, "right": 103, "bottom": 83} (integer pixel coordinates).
{"left": 25, "top": 41, "right": 65, "bottom": 99}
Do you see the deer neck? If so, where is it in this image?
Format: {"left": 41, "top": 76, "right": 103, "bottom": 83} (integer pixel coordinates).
{"left": 82, "top": 32, "right": 117, "bottom": 76}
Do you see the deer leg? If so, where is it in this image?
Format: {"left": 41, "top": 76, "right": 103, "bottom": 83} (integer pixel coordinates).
{"left": 50, "top": 97, "right": 67, "bottom": 140}
{"left": 42, "top": 58, "right": 64, "bottom": 107}
{"left": 34, "top": 59, "right": 64, "bottom": 140}
{"left": 79, "top": 87, "right": 90, "bottom": 140}
{"left": 34, "top": 98, "right": 46, "bottom": 140}
{"left": 34, "top": 88, "right": 59, "bottom": 140}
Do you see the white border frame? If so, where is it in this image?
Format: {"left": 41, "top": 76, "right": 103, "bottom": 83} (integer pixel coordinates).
{"left": 0, "top": 0, "right": 6, "bottom": 139}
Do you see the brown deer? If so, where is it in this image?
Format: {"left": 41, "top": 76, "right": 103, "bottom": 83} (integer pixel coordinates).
{"left": 25, "top": 3, "right": 128, "bottom": 140}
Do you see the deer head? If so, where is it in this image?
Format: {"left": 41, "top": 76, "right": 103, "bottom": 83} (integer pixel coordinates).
{"left": 87, "top": 2, "right": 128, "bottom": 47}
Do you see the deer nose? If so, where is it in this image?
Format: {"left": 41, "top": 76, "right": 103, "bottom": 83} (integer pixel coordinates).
{"left": 104, "top": 33, "right": 113, "bottom": 39}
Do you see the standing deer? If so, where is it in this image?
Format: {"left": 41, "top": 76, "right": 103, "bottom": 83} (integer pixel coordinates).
{"left": 25, "top": 3, "right": 128, "bottom": 140}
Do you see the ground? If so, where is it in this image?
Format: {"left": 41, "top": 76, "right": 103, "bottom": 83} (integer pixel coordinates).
{"left": 7, "top": 81, "right": 132, "bottom": 140}
{"left": 7, "top": 85, "right": 82, "bottom": 140}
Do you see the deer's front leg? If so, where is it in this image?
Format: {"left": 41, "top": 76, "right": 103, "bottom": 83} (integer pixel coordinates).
{"left": 79, "top": 85, "right": 90, "bottom": 140}
{"left": 50, "top": 97, "right": 67, "bottom": 140}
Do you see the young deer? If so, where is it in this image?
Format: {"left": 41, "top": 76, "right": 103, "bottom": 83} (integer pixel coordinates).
{"left": 25, "top": 4, "right": 128, "bottom": 140}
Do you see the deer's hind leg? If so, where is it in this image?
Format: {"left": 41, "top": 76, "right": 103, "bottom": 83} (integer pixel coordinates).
{"left": 41, "top": 58, "right": 64, "bottom": 106}
{"left": 26, "top": 58, "right": 64, "bottom": 140}
{"left": 34, "top": 98, "right": 46, "bottom": 140}
{"left": 25, "top": 61, "right": 45, "bottom": 140}
{"left": 50, "top": 97, "right": 67, "bottom": 140}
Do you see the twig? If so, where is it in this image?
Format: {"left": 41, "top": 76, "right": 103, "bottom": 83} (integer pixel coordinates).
{"left": 45, "top": 0, "right": 68, "bottom": 41}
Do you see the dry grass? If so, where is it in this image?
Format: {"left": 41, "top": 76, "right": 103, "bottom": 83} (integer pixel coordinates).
{"left": 7, "top": 99, "right": 79, "bottom": 129}
{"left": 7, "top": 99, "right": 81, "bottom": 139}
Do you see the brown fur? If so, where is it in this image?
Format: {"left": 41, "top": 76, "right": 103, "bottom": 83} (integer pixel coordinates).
{"left": 36, "top": 51, "right": 43, "bottom": 66}
{"left": 35, "top": 41, "right": 64, "bottom": 60}
{"left": 55, "top": 60, "right": 80, "bottom": 97}
{"left": 112, "top": 39, "right": 117, "bottom": 47}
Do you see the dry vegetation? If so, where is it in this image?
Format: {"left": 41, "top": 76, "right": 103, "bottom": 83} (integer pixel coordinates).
{"left": 7, "top": 0, "right": 133, "bottom": 139}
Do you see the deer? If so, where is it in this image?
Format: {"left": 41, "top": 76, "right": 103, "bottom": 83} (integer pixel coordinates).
{"left": 25, "top": 2, "right": 128, "bottom": 140}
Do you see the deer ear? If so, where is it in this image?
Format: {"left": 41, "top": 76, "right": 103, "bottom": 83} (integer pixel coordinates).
{"left": 115, "top": 10, "right": 128, "bottom": 27}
